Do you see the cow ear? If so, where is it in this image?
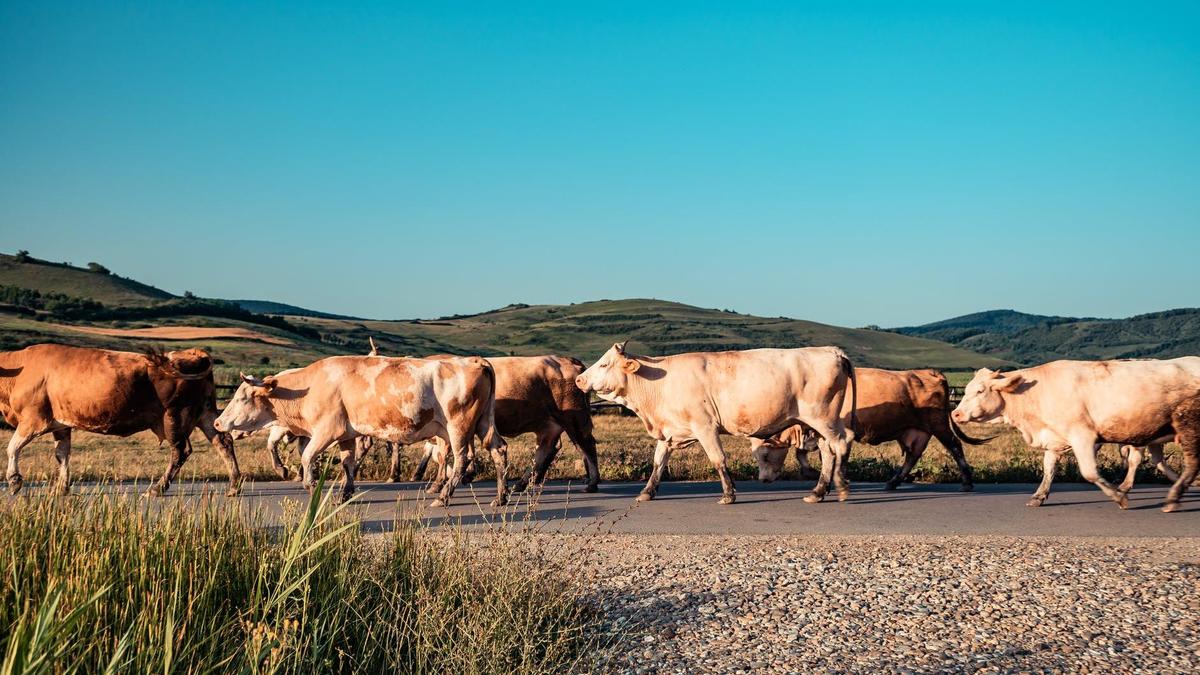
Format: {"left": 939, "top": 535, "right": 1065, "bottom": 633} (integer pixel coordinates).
{"left": 260, "top": 376, "right": 278, "bottom": 392}
{"left": 993, "top": 374, "right": 1024, "bottom": 392}
{"left": 621, "top": 358, "right": 641, "bottom": 374}
{"left": 613, "top": 341, "right": 626, "bottom": 355}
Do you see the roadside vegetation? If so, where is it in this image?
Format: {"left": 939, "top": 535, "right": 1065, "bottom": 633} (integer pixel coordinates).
{"left": 1, "top": 416, "right": 1184, "bottom": 489}
{"left": 0, "top": 481, "right": 598, "bottom": 674}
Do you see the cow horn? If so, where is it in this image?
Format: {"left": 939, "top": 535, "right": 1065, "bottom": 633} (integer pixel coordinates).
{"left": 368, "top": 336, "right": 379, "bottom": 356}
{"left": 617, "top": 339, "right": 630, "bottom": 353}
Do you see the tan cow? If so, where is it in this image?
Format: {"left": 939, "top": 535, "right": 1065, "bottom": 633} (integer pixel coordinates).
{"left": 214, "top": 355, "right": 505, "bottom": 506}
{"left": 751, "top": 368, "right": 989, "bottom": 491}
{"left": 952, "top": 358, "right": 1200, "bottom": 512}
{"left": 0, "top": 344, "right": 241, "bottom": 496}
{"left": 575, "top": 343, "right": 856, "bottom": 505}
{"left": 409, "top": 354, "right": 601, "bottom": 493}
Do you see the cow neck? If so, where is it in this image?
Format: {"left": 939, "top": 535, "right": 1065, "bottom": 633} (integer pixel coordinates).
{"left": 265, "top": 372, "right": 307, "bottom": 432}
{"left": 620, "top": 363, "right": 664, "bottom": 436}
{"left": 998, "top": 371, "right": 1036, "bottom": 440}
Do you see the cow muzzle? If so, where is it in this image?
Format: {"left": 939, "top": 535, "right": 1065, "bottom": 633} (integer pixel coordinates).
{"left": 574, "top": 375, "right": 591, "bottom": 392}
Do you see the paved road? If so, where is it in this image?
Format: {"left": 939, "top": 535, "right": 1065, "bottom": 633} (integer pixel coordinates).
{"left": 79, "top": 478, "right": 1200, "bottom": 537}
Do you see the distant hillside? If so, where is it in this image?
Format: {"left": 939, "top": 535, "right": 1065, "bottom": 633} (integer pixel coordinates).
{"left": 294, "top": 299, "right": 1013, "bottom": 369}
{"left": 0, "top": 252, "right": 1013, "bottom": 370}
{"left": 895, "top": 308, "right": 1200, "bottom": 365}
{"left": 894, "top": 309, "right": 1080, "bottom": 344}
{"left": 231, "top": 299, "right": 361, "bottom": 320}
{"left": 0, "top": 253, "right": 173, "bottom": 306}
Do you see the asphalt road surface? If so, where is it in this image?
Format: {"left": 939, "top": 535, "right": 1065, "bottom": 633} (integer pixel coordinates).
{"left": 74, "top": 479, "right": 1200, "bottom": 537}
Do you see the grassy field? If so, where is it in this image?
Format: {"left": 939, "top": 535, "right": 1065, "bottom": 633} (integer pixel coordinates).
{"left": 1, "top": 415, "right": 1183, "bottom": 490}
{"left": 0, "top": 485, "right": 597, "bottom": 673}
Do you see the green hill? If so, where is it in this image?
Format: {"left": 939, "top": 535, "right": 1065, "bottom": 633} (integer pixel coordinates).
{"left": 895, "top": 308, "right": 1200, "bottom": 365}
{"left": 0, "top": 253, "right": 173, "bottom": 306}
{"left": 0, "top": 251, "right": 1012, "bottom": 371}
{"left": 295, "top": 299, "right": 1013, "bottom": 369}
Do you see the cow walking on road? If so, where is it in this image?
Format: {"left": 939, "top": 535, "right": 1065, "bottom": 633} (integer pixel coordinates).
{"left": 952, "top": 359, "right": 1200, "bottom": 512}
{"left": 575, "top": 343, "right": 856, "bottom": 505}
{"left": 752, "top": 368, "right": 990, "bottom": 491}
{"left": 214, "top": 354, "right": 505, "bottom": 506}
{"left": 0, "top": 344, "right": 241, "bottom": 497}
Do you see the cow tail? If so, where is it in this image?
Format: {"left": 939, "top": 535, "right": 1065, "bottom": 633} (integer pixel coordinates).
{"left": 839, "top": 350, "right": 858, "bottom": 442}
{"left": 473, "top": 358, "right": 505, "bottom": 451}
{"left": 950, "top": 418, "right": 996, "bottom": 445}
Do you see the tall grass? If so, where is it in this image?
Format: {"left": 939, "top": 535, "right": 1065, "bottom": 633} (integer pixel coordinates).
{"left": 0, "top": 482, "right": 598, "bottom": 674}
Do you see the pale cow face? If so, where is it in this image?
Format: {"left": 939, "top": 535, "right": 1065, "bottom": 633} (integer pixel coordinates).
{"left": 575, "top": 343, "right": 641, "bottom": 399}
{"left": 752, "top": 441, "right": 788, "bottom": 483}
{"left": 952, "top": 369, "right": 1024, "bottom": 424}
{"left": 213, "top": 373, "right": 279, "bottom": 433}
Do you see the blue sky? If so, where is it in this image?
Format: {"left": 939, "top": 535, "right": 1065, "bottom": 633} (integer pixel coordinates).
{"left": 1, "top": 2, "right": 1197, "bottom": 326}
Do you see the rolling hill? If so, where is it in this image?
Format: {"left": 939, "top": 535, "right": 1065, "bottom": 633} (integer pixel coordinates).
{"left": 0, "top": 252, "right": 1011, "bottom": 372}
{"left": 896, "top": 308, "right": 1200, "bottom": 365}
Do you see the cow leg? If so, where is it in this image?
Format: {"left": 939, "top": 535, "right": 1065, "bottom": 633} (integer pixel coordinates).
{"left": 388, "top": 443, "right": 404, "bottom": 483}
{"left": 562, "top": 416, "right": 602, "bottom": 493}
{"left": 804, "top": 438, "right": 837, "bottom": 504}
{"left": 430, "top": 431, "right": 472, "bottom": 508}
{"left": 695, "top": 430, "right": 736, "bottom": 505}
{"left": 337, "top": 439, "right": 358, "bottom": 503}
{"left": 514, "top": 424, "right": 563, "bottom": 493}
{"left": 1069, "top": 433, "right": 1128, "bottom": 508}
{"left": 1117, "top": 445, "right": 1141, "bottom": 493}
{"left": 265, "top": 428, "right": 292, "bottom": 481}
{"left": 1146, "top": 444, "right": 1179, "bottom": 483}
{"left": 638, "top": 441, "right": 674, "bottom": 502}
{"left": 412, "top": 441, "right": 435, "bottom": 482}
{"left": 300, "top": 435, "right": 334, "bottom": 495}
{"left": 888, "top": 429, "right": 921, "bottom": 487}
{"left": 424, "top": 440, "right": 449, "bottom": 494}
{"left": 51, "top": 428, "right": 72, "bottom": 496}
{"left": 933, "top": 427, "right": 976, "bottom": 492}
{"left": 1163, "top": 407, "right": 1199, "bottom": 513}
{"left": 490, "top": 442, "right": 509, "bottom": 508}
{"left": 147, "top": 434, "right": 189, "bottom": 498}
{"left": 830, "top": 438, "right": 852, "bottom": 502}
{"left": 5, "top": 429, "right": 37, "bottom": 495}
{"left": 1026, "top": 450, "right": 1059, "bottom": 506}
{"left": 199, "top": 410, "right": 242, "bottom": 496}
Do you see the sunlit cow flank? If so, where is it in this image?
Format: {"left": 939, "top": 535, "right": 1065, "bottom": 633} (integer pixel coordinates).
{"left": 576, "top": 343, "right": 856, "bottom": 505}
{"left": 751, "top": 368, "right": 990, "bottom": 491}
{"left": 0, "top": 344, "right": 241, "bottom": 496}
{"left": 410, "top": 355, "right": 601, "bottom": 493}
{"left": 952, "top": 359, "right": 1200, "bottom": 512}
{"left": 214, "top": 354, "right": 505, "bottom": 506}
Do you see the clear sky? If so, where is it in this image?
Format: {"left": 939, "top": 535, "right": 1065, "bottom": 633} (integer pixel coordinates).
{"left": 1, "top": 2, "right": 1197, "bottom": 326}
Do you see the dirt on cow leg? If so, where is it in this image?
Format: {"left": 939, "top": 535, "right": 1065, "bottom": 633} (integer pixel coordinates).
{"left": 336, "top": 439, "right": 357, "bottom": 503}
{"left": 6, "top": 429, "right": 33, "bottom": 495}
{"left": 490, "top": 445, "right": 509, "bottom": 507}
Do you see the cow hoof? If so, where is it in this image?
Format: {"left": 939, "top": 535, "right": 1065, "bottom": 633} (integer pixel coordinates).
{"left": 425, "top": 483, "right": 443, "bottom": 495}
{"left": 143, "top": 484, "right": 166, "bottom": 498}
{"left": 54, "top": 483, "right": 71, "bottom": 497}
{"left": 388, "top": 475, "right": 402, "bottom": 484}
{"left": 8, "top": 475, "right": 24, "bottom": 495}
{"left": 636, "top": 492, "right": 654, "bottom": 502}
{"left": 1117, "top": 494, "right": 1129, "bottom": 510}
{"left": 584, "top": 483, "right": 599, "bottom": 494}
{"left": 803, "top": 493, "right": 825, "bottom": 504}
{"left": 1025, "top": 498, "right": 1044, "bottom": 507}
{"left": 837, "top": 489, "right": 850, "bottom": 502}
{"left": 430, "top": 498, "right": 447, "bottom": 508}
{"left": 1162, "top": 502, "right": 1180, "bottom": 514}
{"left": 883, "top": 482, "right": 900, "bottom": 491}
{"left": 225, "top": 487, "right": 241, "bottom": 497}
{"left": 961, "top": 483, "right": 975, "bottom": 493}
{"left": 490, "top": 497, "right": 508, "bottom": 507}
{"left": 512, "top": 480, "right": 530, "bottom": 493}
{"left": 717, "top": 495, "right": 735, "bottom": 505}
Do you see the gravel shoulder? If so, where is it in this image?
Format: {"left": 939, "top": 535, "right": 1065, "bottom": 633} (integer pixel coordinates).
{"left": 566, "top": 534, "right": 1200, "bottom": 674}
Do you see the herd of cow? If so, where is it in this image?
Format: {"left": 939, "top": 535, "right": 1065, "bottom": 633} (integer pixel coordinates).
{"left": 1, "top": 342, "right": 1198, "bottom": 513}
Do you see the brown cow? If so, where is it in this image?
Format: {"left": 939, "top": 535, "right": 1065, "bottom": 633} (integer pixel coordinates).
{"left": 213, "top": 354, "right": 505, "bottom": 506}
{"left": 751, "top": 368, "right": 988, "bottom": 491}
{"left": 576, "top": 344, "right": 856, "bottom": 505}
{"left": 0, "top": 343, "right": 241, "bottom": 496}
{"left": 952, "top": 358, "right": 1200, "bottom": 512}
{"left": 409, "top": 354, "right": 601, "bottom": 493}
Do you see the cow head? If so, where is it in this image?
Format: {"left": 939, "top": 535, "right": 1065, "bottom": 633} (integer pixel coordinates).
{"left": 575, "top": 342, "right": 641, "bottom": 401}
{"left": 952, "top": 368, "right": 1024, "bottom": 424}
{"left": 213, "top": 372, "right": 280, "bottom": 433}
{"left": 751, "top": 440, "right": 789, "bottom": 483}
